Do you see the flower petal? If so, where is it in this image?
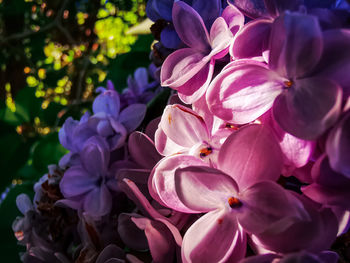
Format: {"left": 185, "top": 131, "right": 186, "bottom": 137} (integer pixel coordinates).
{"left": 154, "top": 126, "right": 187, "bottom": 156}
{"left": 172, "top": 1, "right": 210, "bottom": 52}
{"left": 237, "top": 181, "right": 310, "bottom": 235}
{"left": 161, "top": 48, "right": 209, "bottom": 88}
{"left": 206, "top": 61, "right": 283, "bottom": 124}
{"left": 326, "top": 112, "right": 350, "bottom": 177}
{"left": 81, "top": 136, "right": 110, "bottom": 175}
{"left": 312, "top": 29, "right": 350, "bottom": 97}
{"left": 175, "top": 166, "right": 239, "bottom": 212}
{"left": 93, "top": 90, "right": 120, "bottom": 117}
{"left": 231, "top": 18, "right": 272, "bottom": 59}
{"left": 128, "top": 131, "right": 161, "bottom": 169}
{"left": 83, "top": 184, "right": 112, "bottom": 217}
{"left": 149, "top": 155, "right": 207, "bottom": 213}
{"left": 160, "top": 104, "right": 209, "bottom": 148}
{"left": 221, "top": 5, "right": 245, "bottom": 35}
{"left": 269, "top": 13, "right": 323, "bottom": 78}
{"left": 119, "top": 104, "right": 146, "bottom": 133}
{"left": 273, "top": 77, "right": 342, "bottom": 140}
{"left": 182, "top": 208, "right": 246, "bottom": 263}
{"left": 59, "top": 166, "right": 97, "bottom": 198}
{"left": 218, "top": 124, "right": 283, "bottom": 189}
{"left": 192, "top": 0, "right": 221, "bottom": 30}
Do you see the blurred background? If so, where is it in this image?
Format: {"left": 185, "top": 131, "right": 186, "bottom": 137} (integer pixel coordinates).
{"left": 0, "top": 0, "right": 152, "bottom": 261}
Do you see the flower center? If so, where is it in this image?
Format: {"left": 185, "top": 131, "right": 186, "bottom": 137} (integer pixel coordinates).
{"left": 284, "top": 80, "right": 293, "bottom": 88}
{"left": 199, "top": 147, "right": 212, "bottom": 158}
{"left": 228, "top": 196, "right": 242, "bottom": 209}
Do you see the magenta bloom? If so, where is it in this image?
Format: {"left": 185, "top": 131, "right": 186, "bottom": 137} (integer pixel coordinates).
{"left": 155, "top": 104, "right": 233, "bottom": 165}
{"left": 207, "top": 12, "right": 343, "bottom": 140}
{"left": 161, "top": 1, "right": 244, "bottom": 103}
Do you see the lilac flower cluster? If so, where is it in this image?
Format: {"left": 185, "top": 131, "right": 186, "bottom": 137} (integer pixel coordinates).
{"left": 13, "top": 0, "right": 350, "bottom": 262}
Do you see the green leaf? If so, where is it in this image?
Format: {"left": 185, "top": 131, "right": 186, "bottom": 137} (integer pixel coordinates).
{"left": 15, "top": 87, "right": 42, "bottom": 122}
{"left": 32, "top": 132, "right": 67, "bottom": 174}
{"left": 0, "top": 133, "right": 33, "bottom": 192}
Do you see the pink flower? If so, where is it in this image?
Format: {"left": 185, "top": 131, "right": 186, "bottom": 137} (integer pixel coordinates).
{"left": 161, "top": 1, "right": 244, "bottom": 103}
{"left": 207, "top": 12, "right": 343, "bottom": 140}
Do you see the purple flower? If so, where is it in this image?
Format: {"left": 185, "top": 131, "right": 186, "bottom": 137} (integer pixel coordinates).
{"left": 207, "top": 12, "right": 342, "bottom": 140}
{"left": 239, "top": 250, "right": 339, "bottom": 263}
{"left": 59, "top": 136, "right": 119, "bottom": 218}
{"left": 120, "top": 67, "right": 159, "bottom": 109}
{"left": 161, "top": 1, "right": 244, "bottom": 103}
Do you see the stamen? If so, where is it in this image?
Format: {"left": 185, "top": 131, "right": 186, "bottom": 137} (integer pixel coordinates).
{"left": 284, "top": 80, "right": 293, "bottom": 88}
{"left": 228, "top": 197, "right": 242, "bottom": 209}
{"left": 225, "top": 123, "right": 239, "bottom": 130}
{"left": 168, "top": 114, "right": 172, "bottom": 124}
{"left": 199, "top": 147, "right": 212, "bottom": 158}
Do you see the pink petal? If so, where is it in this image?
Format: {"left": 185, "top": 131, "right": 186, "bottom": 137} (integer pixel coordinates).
{"left": 121, "top": 179, "right": 165, "bottom": 220}
{"left": 206, "top": 61, "right": 283, "bottom": 124}
{"left": 128, "top": 131, "right": 161, "bottom": 169}
{"left": 182, "top": 208, "right": 246, "bottom": 263}
{"left": 154, "top": 126, "right": 187, "bottom": 156}
{"left": 148, "top": 155, "right": 207, "bottom": 213}
{"left": 221, "top": 5, "right": 245, "bottom": 35}
{"left": 326, "top": 112, "right": 350, "bottom": 177}
{"left": 132, "top": 217, "right": 176, "bottom": 263}
{"left": 161, "top": 48, "right": 210, "bottom": 88}
{"left": 269, "top": 13, "right": 323, "bottom": 78}
{"left": 253, "top": 195, "right": 338, "bottom": 253}
{"left": 269, "top": 116, "right": 315, "bottom": 171}
{"left": 312, "top": 29, "right": 350, "bottom": 97}
{"left": 177, "top": 60, "right": 215, "bottom": 104}
{"left": 174, "top": 166, "right": 239, "bottom": 212}
{"left": 230, "top": 18, "right": 272, "bottom": 59}
{"left": 237, "top": 181, "right": 310, "bottom": 235}
{"left": 273, "top": 77, "right": 342, "bottom": 140}
{"left": 172, "top": 1, "right": 210, "bottom": 52}
{"left": 209, "top": 17, "right": 232, "bottom": 56}
{"left": 218, "top": 124, "right": 283, "bottom": 189}
{"left": 160, "top": 104, "right": 209, "bottom": 148}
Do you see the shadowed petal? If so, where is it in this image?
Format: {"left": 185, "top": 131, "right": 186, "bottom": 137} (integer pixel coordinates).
{"left": 237, "top": 181, "right": 310, "bottom": 235}
{"left": 231, "top": 18, "right": 272, "bottom": 59}
{"left": 312, "top": 29, "right": 350, "bottom": 97}
{"left": 81, "top": 136, "right": 110, "bottom": 175}
{"left": 273, "top": 77, "right": 342, "bottom": 140}
{"left": 119, "top": 104, "right": 146, "bottom": 133}
{"left": 132, "top": 217, "right": 176, "bottom": 263}
{"left": 83, "top": 184, "right": 112, "bottom": 217}
{"left": 218, "top": 124, "right": 283, "bottom": 189}
{"left": 192, "top": 0, "right": 221, "bottom": 30}
{"left": 326, "top": 112, "right": 350, "bottom": 177}
{"left": 128, "top": 131, "right": 162, "bottom": 169}
{"left": 269, "top": 13, "right": 323, "bottom": 78}
{"left": 172, "top": 1, "right": 210, "bottom": 52}
{"left": 60, "top": 166, "right": 97, "bottom": 197}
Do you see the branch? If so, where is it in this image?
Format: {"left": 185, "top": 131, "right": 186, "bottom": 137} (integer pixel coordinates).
{"left": 0, "top": 0, "right": 74, "bottom": 45}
